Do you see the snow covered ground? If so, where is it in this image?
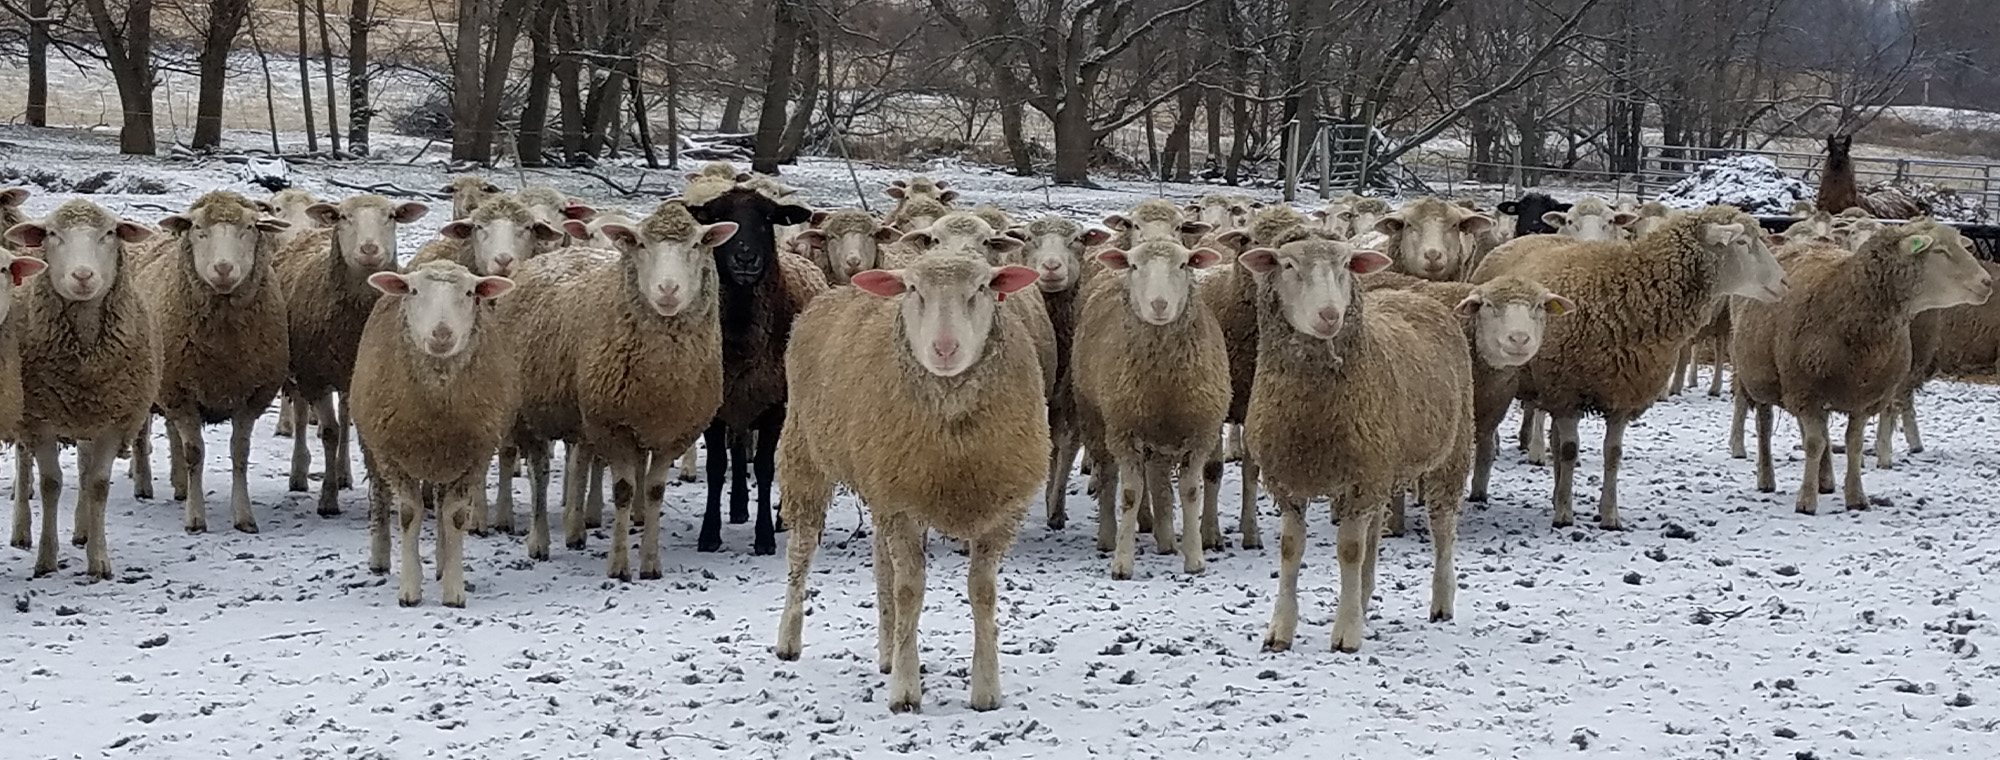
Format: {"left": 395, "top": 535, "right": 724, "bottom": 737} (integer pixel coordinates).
{"left": 5, "top": 125, "right": 2000, "bottom": 758}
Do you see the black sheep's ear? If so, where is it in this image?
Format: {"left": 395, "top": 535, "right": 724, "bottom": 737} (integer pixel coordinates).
{"left": 771, "top": 203, "right": 813, "bottom": 227}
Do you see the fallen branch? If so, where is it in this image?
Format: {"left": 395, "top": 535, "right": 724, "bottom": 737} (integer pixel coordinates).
{"left": 326, "top": 178, "right": 442, "bottom": 200}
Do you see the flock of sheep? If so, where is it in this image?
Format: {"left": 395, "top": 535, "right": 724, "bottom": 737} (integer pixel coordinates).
{"left": 1, "top": 160, "right": 1995, "bottom": 714}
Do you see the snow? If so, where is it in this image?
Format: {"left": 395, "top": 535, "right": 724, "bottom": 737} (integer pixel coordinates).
{"left": 1657, "top": 156, "right": 1813, "bottom": 215}
{"left": 1881, "top": 106, "right": 2000, "bottom": 134}
{"left": 6, "top": 124, "right": 2000, "bottom": 758}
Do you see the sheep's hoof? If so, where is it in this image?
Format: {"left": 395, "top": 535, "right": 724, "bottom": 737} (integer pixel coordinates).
{"left": 171, "top": 487, "right": 187, "bottom": 502}
{"left": 774, "top": 645, "right": 801, "bottom": 662}
{"left": 369, "top": 563, "right": 388, "bottom": 575}
{"left": 1467, "top": 491, "right": 1488, "bottom": 503}
{"left": 86, "top": 565, "right": 112, "bottom": 581}
{"left": 1818, "top": 482, "right": 1835, "bottom": 495}
{"left": 1260, "top": 634, "right": 1291, "bottom": 653}
{"left": 1110, "top": 568, "right": 1132, "bottom": 581}
{"left": 1795, "top": 504, "right": 1817, "bottom": 516}
{"left": 234, "top": 521, "right": 258, "bottom": 535}
{"left": 1846, "top": 501, "right": 1869, "bottom": 512}
{"left": 640, "top": 569, "right": 663, "bottom": 581}
{"left": 752, "top": 541, "right": 776, "bottom": 557}
{"left": 1203, "top": 535, "right": 1225, "bottom": 551}
{"left": 134, "top": 487, "right": 153, "bottom": 500}
{"left": 398, "top": 596, "right": 420, "bottom": 608}
{"left": 888, "top": 695, "right": 922, "bottom": 714}
{"left": 1909, "top": 444, "right": 1925, "bottom": 454}
{"left": 9, "top": 537, "right": 28, "bottom": 550}
{"left": 1550, "top": 517, "right": 1574, "bottom": 529}
{"left": 1596, "top": 518, "right": 1623, "bottom": 532}
{"left": 611, "top": 570, "right": 632, "bottom": 583}
{"left": 969, "top": 695, "right": 1001, "bottom": 712}
{"left": 696, "top": 536, "right": 723, "bottom": 553}
{"left": 1046, "top": 515, "right": 1066, "bottom": 531}
{"left": 70, "top": 533, "right": 88, "bottom": 548}
{"left": 1333, "top": 640, "right": 1361, "bottom": 654}
{"left": 318, "top": 504, "right": 342, "bottom": 518}
{"left": 676, "top": 472, "right": 698, "bottom": 483}
{"left": 1241, "top": 536, "right": 1263, "bottom": 550}
{"left": 1430, "top": 609, "right": 1454, "bottom": 623}
{"left": 529, "top": 545, "right": 550, "bottom": 562}
{"left": 185, "top": 522, "right": 206, "bottom": 535}
{"left": 583, "top": 515, "right": 604, "bottom": 529}
{"left": 288, "top": 481, "right": 308, "bottom": 493}
{"left": 468, "top": 527, "right": 490, "bottom": 538}
{"left": 564, "top": 538, "right": 585, "bottom": 551}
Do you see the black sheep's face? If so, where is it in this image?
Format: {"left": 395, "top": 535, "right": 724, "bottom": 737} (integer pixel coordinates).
{"left": 692, "top": 190, "right": 814, "bottom": 288}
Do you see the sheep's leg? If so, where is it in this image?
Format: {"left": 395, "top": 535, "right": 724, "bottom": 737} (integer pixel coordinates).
{"left": 78, "top": 436, "right": 121, "bottom": 580}
{"left": 1221, "top": 422, "right": 1243, "bottom": 463}
{"left": 1260, "top": 495, "right": 1306, "bottom": 652}
{"left": 585, "top": 455, "right": 606, "bottom": 528}
{"left": 1470, "top": 420, "right": 1497, "bottom": 501}
{"left": 286, "top": 392, "right": 312, "bottom": 492}
{"left": 1514, "top": 400, "right": 1533, "bottom": 453}
{"left": 165, "top": 419, "right": 186, "bottom": 502}
{"left": 1844, "top": 413, "right": 1870, "bottom": 511}
{"left": 313, "top": 394, "right": 342, "bottom": 516}
{"left": 130, "top": 416, "right": 154, "bottom": 501}
{"left": 967, "top": 531, "right": 1008, "bottom": 711}
{"left": 1729, "top": 390, "right": 1750, "bottom": 459}
{"left": 1092, "top": 450, "right": 1118, "bottom": 554}
{"left": 1239, "top": 456, "right": 1262, "bottom": 549}
{"left": 1199, "top": 434, "right": 1225, "bottom": 551}
{"left": 774, "top": 454, "right": 833, "bottom": 664}
{"left": 605, "top": 449, "right": 644, "bottom": 582}
{"left": 1549, "top": 414, "right": 1580, "bottom": 528}
{"left": 1754, "top": 403, "right": 1776, "bottom": 492}
{"left": 1419, "top": 473, "right": 1463, "bottom": 623}
{"left": 170, "top": 415, "right": 208, "bottom": 534}
{"left": 697, "top": 421, "right": 729, "bottom": 553}
{"left": 884, "top": 513, "right": 928, "bottom": 714}
{"left": 1707, "top": 336, "right": 1728, "bottom": 397}
{"left": 1597, "top": 415, "right": 1628, "bottom": 531}
{"left": 1110, "top": 457, "right": 1145, "bottom": 580}
{"left": 1385, "top": 492, "right": 1406, "bottom": 538}
{"left": 1331, "top": 495, "right": 1376, "bottom": 653}
{"left": 1147, "top": 460, "right": 1175, "bottom": 556}
{"left": 1360, "top": 505, "right": 1383, "bottom": 612}
{"left": 1525, "top": 409, "right": 1548, "bottom": 466}
{"left": 275, "top": 391, "right": 296, "bottom": 438}
{"left": 363, "top": 444, "right": 391, "bottom": 574}
{"left": 10, "top": 443, "right": 33, "bottom": 549}
{"left": 1874, "top": 404, "right": 1898, "bottom": 470}
{"left": 1045, "top": 428, "right": 1077, "bottom": 531}
{"left": 728, "top": 427, "right": 752, "bottom": 526}
{"left": 394, "top": 478, "right": 424, "bottom": 606}
{"left": 1137, "top": 469, "right": 1157, "bottom": 536}
{"left": 526, "top": 441, "right": 555, "bottom": 560}
{"left": 641, "top": 452, "right": 673, "bottom": 579}
{"left": 486, "top": 444, "right": 519, "bottom": 537}
{"left": 1175, "top": 458, "right": 1205, "bottom": 574}
{"left": 677, "top": 443, "right": 699, "bottom": 484}
{"left": 229, "top": 412, "right": 258, "bottom": 534}
{"left": 1817, "top": 427, "right": 1835, "bottom": 494}
{"left": 30, "top": 439, "right": 62, "bottom": 576}
{"left": 334, "top": 394, "right": 354, "bottom": 489}
{"left": 1795, "top": 412, "right": 1829, "bottom": 515}
{"left": 752, "top": 407, "right": 784, "bottom": 554}
{"left": 870, "top": 519, "right": 893, "bottom": 673}
{"left": 1901, "top": 389, "right": 1923, "bottom": 453}
{"left": 551, "top": 440, "right": 580, "bottom": 555}
{"left": 439, "top": 476, "right": 474, "bottom": 608}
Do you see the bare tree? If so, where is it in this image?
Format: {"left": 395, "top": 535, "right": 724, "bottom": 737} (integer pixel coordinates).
{"left": 296, "top": 0, "right": 318, "bottom": 152}
{"left": 190, "top": 0, "right": 252, "bottom": 150}
{"left": 348, "top": 0, "right": 375, "bottom": 154}
{"left": 81, "top": 0, "right": 155, "bottom": 154}
{"left": 751, "top": 0, "right": 807, "bottom": 173}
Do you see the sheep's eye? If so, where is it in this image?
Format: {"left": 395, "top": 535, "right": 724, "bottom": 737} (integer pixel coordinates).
{"left": 1281, "top": 260, "right": 1295, "bottom": 270}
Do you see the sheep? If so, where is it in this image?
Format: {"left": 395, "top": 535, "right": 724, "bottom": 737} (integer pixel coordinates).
{"left": 1340, "top": 196, "right": 1393, "bottom": 242}
{"left": 1073, "top": 239, "right": 1231, "bottom": 578}
{"left": 566, "top": 206, "right": 639, "bottom": 250}
{"left": 0, "top": 249, "right": 48, "bottom": 441}
{"left": 128, "top": 191, "right": 291, "bottom": 535}
{"left": 773, "top": 251, "right": 1047, "bottom": 713}
{"left": 1469, "top": 205, "right": 1790, "bottom": 529}
{"left": 903, "top": 214, "right": 1055, "bottom": 391}
{"left": 686, "top": 186, "right": 823, "bottom": 555}
{"left": 1541, "top": 196, "right": 1638, "bottom": 242}
{"left": 275, "top": 194, "right": 431, "bottom": 517}
{"left": 1933, "top": 260, "right": 2000, "bottom": 377}
{"left": 515, "top": 185, "right": 597, "bottom": 226}
{"left": 409, "top": 194, "right": 566, "bottom": 278}
{"left": 440, "top": 176, "right": 504, "bottom": 220}
{"left": 1373, "top": 196, "right": 1495, "bottom": 281}
{"left": 499, "top": 201, "right": 734, "bottom": 575}
{"left": 0, "top": 188, "right": 30, "bottom": 252}
{"left": 884, "top": 195, "right": 952, "bottom": 232}
{"left": 264, "top": 189, "right": 325, "bottom": 250}
{"left": 1192, "top": 194, "right": 1254, "bottom": 232}
{"left": 1831, "top": 214, "right": 1884, "bottom": 251}
{"left": 1358, "top": 270, "right": 1574, "bottom": 529}
{"left": 1101, "top": 198, "right": 1213, "bottom": 252}
{"left": 1874, "top": 308, "right": 1942, "bottom": 468}
{"left": 1195, "top": 206, "right": 1315, "bottom": 552}
{"left": 350, "top": 261, "right": 520, "bottom": 606}
{"left": 1629, "top": 201, "right": 1674, "bottom": 238}
{"left": 1496, "top": 194, "right": 1569, "bottom": 240}
{"left": 792, "top": 209, "right": 895, "bottom": 285}
{"left": 4, "top": 200, "right": 160, "bottom": 579}
{"left": 1237, "top": 238, "right": 1472, "bottom": 653}
{"left": 1730, "top": 223, "right": 1991, "bottom": 514}
{"left": 1017, "top": 215, "right": 1111, "bottom": 531}
{"left": 971, "top": 204, "right": 1016, "bottom": 236}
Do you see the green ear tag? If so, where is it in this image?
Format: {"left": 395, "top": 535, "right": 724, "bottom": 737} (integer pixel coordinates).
{"left": 1908, "top": 235, "right": 1932, "bottom": 254}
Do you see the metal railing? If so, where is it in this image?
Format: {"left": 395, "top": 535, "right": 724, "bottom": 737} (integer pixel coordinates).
{"left": 1638, "top": 143, "right": 2000, "bottom": 217}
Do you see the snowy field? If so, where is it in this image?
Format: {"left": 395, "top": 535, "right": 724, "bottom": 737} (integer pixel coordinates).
{"left": 5, "top": 125, "right": 2000, "bottom": 758}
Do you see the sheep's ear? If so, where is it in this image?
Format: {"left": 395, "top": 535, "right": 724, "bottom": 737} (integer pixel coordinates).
{"left": 1496, "top": 201, "right": 1520, "bottom": 215}
{"left": 366, "top": 271, "right": 411, "bottom": 296}
{"left": 1188, "top": 248, "right": 1222, "bottom": 269}
{"left": 1218, "top": 230, "right": 1253, "bottom": 252}
{"left": 1702, "top": 222, "right": 1745, "bottom": 245}
{"left": 1311, "top": 209, "right": 1327, "bottom": 219}
{"left": 939, "top": 190, "right": 959, "bottom": 204}
{"left": 253, "top": 200, "right": 278, "bottom": 214}
{"left": 159, "top": 215, "right": 194, "bottom": 235}
{"left": 1348, "top": 250, "right": 1392, "bottom": 274}
{"left": 441, "top": 221, "right": 476, "bottom": 240}
{"left": 1237, "top": 247, "right": 1281, "bottom": 274}
{"left": 1078, "top": 227, "right": 1112, "bottom": 247}
{"left": 1179, "top": 221, "right": 1214, "bottom": 237}
{"left": 1763, "top": 233, "right": 1789, "bottom": 249}
{"left": 891, "top": 179, "right": 910, "bottom": 188}
{"left": 884, "top": 187, "right": 908, "bottom": 200}
{"left": 1094, "top": 249, "right": 1131, "bottom": 270}
{"left": 597, "top": 223, "right": 640, "bottom": 250}
{"left": 896, "top": 230, "right": 936, "bottom": 249}
{"left": 1102, "top": 214, "right": 1131, "bottom": 231}
{"left": 1904, "top": 235, "right": 1933, "bottom": 254}
{"left": 254, "top": 217, "right": 291, "bottom": 233}
{"left": 1372, "top": 216, "right": 1405, "bottom": 236}
{"left": 8, "top": 255, "right": 48, "bottom": 285}
{"left": 792, "top": 229, "right": 828, "bottom": 250}
{"left": 0, "top": 188, "right": 29, "bottom": 207}
{"left": 809, "top": 210, "right": 832, "bottom": 227}
{"left": 482, "top": 183, "right": 502, "bottom": 195}
{"left": 684, "top": 173, "right": 703, "bottom": 182}
{"left": 990, "top": 265, "right": 1039, "bottom": 295}
{"left": 1185, "top": 204, "right": 1204, "bottom": 216}
{"left": 983, "top": 235, "right": 1024, "bottom": 257}
{"left": 1003, "top": 227, "right": 1030, "bottom": 242}
{"left": 561, "top": 220, "right": 593, "bottom": 240}
{"left": 437, "top": 184, "right": 457, "bottom": 195}
{"left": 115, "top": 220, "right": 153, "bottom": 243}
{"left": 529, "top": 221, "right": 566, "bottom": 242}
{"left": 561, "top": 202, "right": 597, "bottom": 221}
{"left": 1458, "top": 214, "right": 1494, "bottom": 235}
{"left": 871, "top": 226, "right": 902, "bottom": 244}
{"left": 771, "top": 204, "right": 814, "bottom": 227}
{"left": 1452, "top": 294, "right": 1483, "bottom": 318}
{"left": 4, "top": 222, "right": 46, "bottom": 248}
{"left": 851, "top": 269, "right": 908, "bottom": 297}
{"left": 306, "top": 203, "right": 342, "bottom": 226}
{"left": 1544, "top": 293, "right": 1577, "bottom": 316}
{"left": 392, "top": 202, "right": 430, "bottom": 224}
{"left": 1540, "top": 211, "right": 1568, "bottom": 229}
{"left": 1611, "top": 212, "right": 1640, "bottom": 227}
{"left": 701, "top": 222, "right": 740, "bottom": 248}
{"left": 473, "top": 276, "right": 515, "bottom": 300}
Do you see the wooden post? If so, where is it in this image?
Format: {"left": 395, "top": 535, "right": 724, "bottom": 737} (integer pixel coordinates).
{"left": 1318, "top": 123, "right": 1332, "bottom": 200}
{"left": 1283, "top": 118, "right": 1301, "bottom": 203}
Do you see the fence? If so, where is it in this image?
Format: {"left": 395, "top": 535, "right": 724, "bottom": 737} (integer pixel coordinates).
{"left": 1637, "top": 143, "right": 2000, "bottom": 215}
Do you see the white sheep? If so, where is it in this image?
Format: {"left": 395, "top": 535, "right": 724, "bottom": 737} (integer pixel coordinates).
{"left": 1373, "top": 196, "right": 1495, "bottom": 281}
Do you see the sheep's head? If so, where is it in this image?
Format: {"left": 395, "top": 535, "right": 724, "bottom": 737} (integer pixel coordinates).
{"left": 160, "top": 191, "right": 288, "bottom": 294}
{"left": 0, "top": 188, "right": 30, "bottom": 249}
{"left": 852, "top": 252, "right": 1037, "bottom": 378}
{"left": 1095, "top": 240, "right": 1222, "bottom": 326}
{"left": 1692, "top": 206, "right": 1788, "bottom": 303}
{"left": 1497, "top": 193, "right": 1569, "bottom": 237}
{"left": 1239, "top": 238, "right": 1389, "bottom": 339}
{"left": 1629, "top": 202, "right": 1674, "bottom": 238}
{"left": 367, "top": 261, "right": 514, "bottom": 359}
{"left": 440, "top": 176, "right": 504, "bottom": 220}
{"left": 516, "top": 185, "right": 597, "bottom": 226}
{"left": 1544, "top": 197, "right": 1636, "bottom": 242}
{"left": 1374, "top": 197, "right": 1491, "bottom": 280}
{"left": 1105, "top": 199, "right": 1210, "bottom": 248}
{"left": 266, "top": 189, "right": 324, "bottom": 247}
{"left": 1021, "top": 216, "right": 1109, "bottom": 293}
{"left": 1190, "top": 194, "right": 1248, "bottom": 231}
{"left": 1831, "top": 216, "right": 1882, "bottom": 251}
{"left": 897, "top": 213, "right": 1023, "bottom": 266}
{"left": 1454, "top": 276, "right": 1575, "bottom": 368}
{"left": 689, "top": 187, "right": 813, "bottom": 288}
{"left": 793, "top": 209, "right": 894, "bottom": 285}
{"left": 885, "top": 176, "right": 957, "bottom": 205}
{"left": 890, "top": 196, "right": 951, "bottom": 232}
{"left": 588, "top": 202, "right": 736, "bottom": 318}
{"left": 0, "top": 249, "right": 48, "bottom": 323}
{"left": 563, "top": 209, "right": 638, "bottom": 249}
{"left": 1886, "top": 221, "right": 1994, "bottom": 313}
{"left": 6, "top": 199, "right": 149, "bottom": 302}
{"left": 307, "top": 194, "right": 427, "bottom": 273}
{"left": 441, "top": 194, "right": 564, "bottom": 277}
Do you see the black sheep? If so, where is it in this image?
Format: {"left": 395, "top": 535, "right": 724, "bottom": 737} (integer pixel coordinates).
{"left": 1496, "top": 193, "right": 1570, "bottom": 238}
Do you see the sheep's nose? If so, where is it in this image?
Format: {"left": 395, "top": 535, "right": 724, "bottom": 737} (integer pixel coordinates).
{"left": 930, "top": 337, "right": 960, "bottom": 363}
{"left": 845, "top": 256, "right": 863, "bottom": 269}
{"left": 1506, "top": 331, "right": 1532, "bottom": 348}
{"left": 492, "top": 255, "right": 514, "bottom": 273}
{"left": 1149, "top": 297, "right": 1169, "bottom": 315}
{"left": 1423, "top": 250, "right": 1444, "bottom": 263}
{"left": 71, "top": 268, "right": 94, "bottom": 283}
{"left": 1042, "top": 259, "right": 1062, "bottom": 271}
{"left": 1318, "top": 306, "right": 1340, "bottom": 324}
{"left": 431, "top": 324, "right": 454, "bottom": 341}
{"left": 213, "top": 262, "right": 234, "bottom": 277}
{"left": 359, "top": 243, "right": 382, "bottom": 257}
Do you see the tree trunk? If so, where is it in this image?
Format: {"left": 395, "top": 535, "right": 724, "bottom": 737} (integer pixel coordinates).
{"left": 1051, "top": 94, "right": 1094, "bottom": 186}
{"left": 295, "top": 0, "right": 318, "bottom": 152}
{"left": 1001, "top": 98, "right": 1032, "bottom": 176}
{"left": 777, "top": 19, "right": 821, "bottom": 162}
{"left": 553, "top": 5, "right": 583, "bottom": 163}
{"left": 719, "top": 86, "right": 746, "bottom": 133}
{"left": 581, "top": 72, "right": 626, "bottom": 158}
{"left": 474, "top": 0, "right": 533, "bottom": 162}
{"left": 249, "top": 11, "right": 281, "bottom": 152}
{"left": 348, "top": 0, "right": 373, "bottom": 154}
{"left": 517, "top": 0, "right": 557, "bottom": 166}
{"left": 192, "top": 0, "right": 250, "bottom": 150}
{"left": 1204, "top": 87, "right": 1221, "bottom": 173}
{"left": 315, "top": 0, "right": 341, "bottom": 154}
{"left": 82, "top": 0, "right": 156, "bottom": 155}
{"left": 450, "top": 0, "right": 486, "bottom": 161}
{"left": 663, "top": 0, "right": 679, "bottom": 169}
{"left": 751, "top": 0, "right": 804, "bottom": 174}
{"left": 26, "top": 0, "right": 48, "bottom": 127}
{"left": 1163, "top": 84, "right": 1197, "bottom": 182}
{"left": 629, "top": 68, "right": 660, "bottom": 168}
